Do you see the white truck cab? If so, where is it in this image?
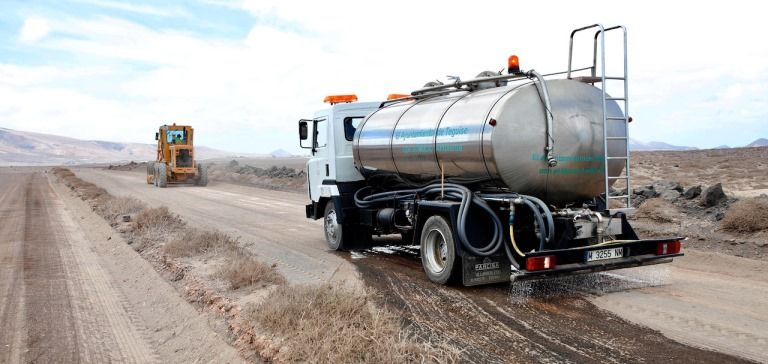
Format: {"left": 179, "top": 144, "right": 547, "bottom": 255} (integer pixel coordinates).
{"left": 299, "top": 97, "right": 380, "bottom": 232}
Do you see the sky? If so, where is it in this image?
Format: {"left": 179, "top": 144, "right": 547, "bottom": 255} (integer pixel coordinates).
{"left": 1, "top": 0, "right": 766, "bottom": 154}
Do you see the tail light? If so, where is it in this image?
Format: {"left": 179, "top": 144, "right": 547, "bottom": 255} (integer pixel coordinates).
{"left": 526, "top": 255, "right": 556, "bottom": 271}
{"left": 656, "top": 241, "right": 681, "bottom": 255}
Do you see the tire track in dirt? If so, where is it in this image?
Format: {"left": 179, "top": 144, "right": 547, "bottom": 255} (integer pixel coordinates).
{"left": 22, "top": 173, "right": 81, "bottom": 362}
{"left": 352, "top": 250, "right": 752, "bottom": 363}
{"left": 0, "top": 172, "right": 29, "bottom": 363}
{"left": 74, "top": 169, "right": 358, "bottom": 287}
{"left": 0, "top": 171, "right": 158, "bottom": 363}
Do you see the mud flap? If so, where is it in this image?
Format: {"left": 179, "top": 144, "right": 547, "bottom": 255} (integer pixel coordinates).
{"left": 462, "top": 253, "right": 512, "bottom": 286}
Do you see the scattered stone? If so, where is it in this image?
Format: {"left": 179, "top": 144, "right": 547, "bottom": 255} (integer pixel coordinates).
{"left": 634, "top": 186, "right": 658, "bottom": 198}
{"left": 660, "top": 190, "right": 681, "bottom": 202}
{"left": 715, "top": 212, "right": 725, "bottom": 221}
{"left": 653, "top": 180, "right": 684, "bottom": 193}
{"left": 228, "top": 160, "right": 239, "bottom": 168}
{"left": 683, "top": 185, "right": 702, "bottom": 199}
{"left": 757, "top": 241, "right": 768, "bottom": 247}
{"left": 700, "top": 183, "right": 727, "bottom": 207}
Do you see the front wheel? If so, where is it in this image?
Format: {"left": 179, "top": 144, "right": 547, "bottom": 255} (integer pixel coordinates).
{"left": 420, "top": 215, "right": 460, "bottom": 285}
{"left": 324, "top": 203, "right": 346, "bottom": 250}
{"left": 156, "top": 163, "right": 168, "bottom": 188}
{"left": 323, "top": 202, "right": 370, "bottom": 251}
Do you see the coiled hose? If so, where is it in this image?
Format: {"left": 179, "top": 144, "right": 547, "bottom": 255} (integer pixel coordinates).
{"left": 355, "top": 184, "right": 554, "bottom": 261}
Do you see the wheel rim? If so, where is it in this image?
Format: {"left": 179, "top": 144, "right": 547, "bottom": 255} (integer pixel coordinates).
{"left": 424, "top": 228, "right": 448, "bottom": 274}
{"left": 324, "top": 210, "right": 340, "bottom": 245}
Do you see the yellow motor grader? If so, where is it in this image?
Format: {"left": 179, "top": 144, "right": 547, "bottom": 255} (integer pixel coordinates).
{"left": 146, "top": 124, "right": 208, "bottom": 187}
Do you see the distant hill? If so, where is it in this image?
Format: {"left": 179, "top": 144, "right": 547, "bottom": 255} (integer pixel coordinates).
{"left": 0, "top": 127, "right": 237, "bottom": 166}
{"left": 270, "top": 148, "right": 293, "bottom": 158}
{"left": 629, "top": 138, "right": 697, "bottom": 151}
{"left": 713, "top": 145, "right": 730, "bottom": 149}
{"left": 745, "top": 138, "right": 768, "bottom": 148}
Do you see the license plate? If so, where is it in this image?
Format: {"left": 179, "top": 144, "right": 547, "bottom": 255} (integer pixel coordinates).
{"left": 586, "top": 247, "right": 623, "bottom": 262}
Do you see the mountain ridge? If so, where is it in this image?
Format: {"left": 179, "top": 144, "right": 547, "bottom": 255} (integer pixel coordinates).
{"left": 0, "top": 127, "right": 239, "bottom": 166}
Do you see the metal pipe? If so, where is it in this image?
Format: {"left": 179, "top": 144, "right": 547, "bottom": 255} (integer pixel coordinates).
{"left": 527, "top": 70, "right": 557, "bottom": 167}
{"left": 411, "top": 73, "right": 530, "bottom": 95}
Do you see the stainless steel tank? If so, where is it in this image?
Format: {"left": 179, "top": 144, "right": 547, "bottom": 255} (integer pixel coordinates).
{"left": 353, "top": 79, "right": 626, "bottom": 204}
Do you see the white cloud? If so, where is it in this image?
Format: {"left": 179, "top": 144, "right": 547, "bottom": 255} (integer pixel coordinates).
{"left": 19, "top": 17, "right": 51, "bottom": 42}
{"left": 74, "top": 0, "right": 188, "bottom": 17}
{"left": 4, "top": 0, "right": 768, "bottom": 153}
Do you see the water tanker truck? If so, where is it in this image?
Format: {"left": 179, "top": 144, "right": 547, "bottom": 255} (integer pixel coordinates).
{"left": 299, "top": 24, "right": 683, "bottom": 285}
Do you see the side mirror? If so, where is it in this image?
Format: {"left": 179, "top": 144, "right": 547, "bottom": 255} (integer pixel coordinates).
{"left": 299, "top": 121, "right": 308, "bottom": 140}
{"left": 155, "top": 132, "right": 159, "bottom": 141}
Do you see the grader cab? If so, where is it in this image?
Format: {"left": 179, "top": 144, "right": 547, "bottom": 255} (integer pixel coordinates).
{"left": 146, "top": 124, "right": 208, "bottom": 187}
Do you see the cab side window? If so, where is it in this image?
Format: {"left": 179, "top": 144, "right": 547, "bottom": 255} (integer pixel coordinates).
{"left": 343, "top": 117, "right": 364, "bottom": 142}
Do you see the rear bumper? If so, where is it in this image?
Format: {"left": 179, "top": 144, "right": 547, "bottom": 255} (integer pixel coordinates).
{"left": 511, "top": 238, "right": 684, "bottom": 282}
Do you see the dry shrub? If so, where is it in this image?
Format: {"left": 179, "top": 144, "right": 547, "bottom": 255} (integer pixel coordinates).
{"left": 134, "top": 207, "right": 186, "bottom": 249}
{"left": 216, "top": 254, "right": 285, "bottom": 289}
{"left": 635, "top": 198, "right": 678, "bottom": 223}
{"left": 247, "top": 284, "right": 457, "bottom": 363}
{"left": 722, "top": 197, "right": 768, "bottom": 233}
{"left": 51, "top": 168, "right": 107, "bottom": 200}
{"left": 96, "top": 196, "right": 146, "bottom": 223}
{"left": 76, "top": 181, "right": 108, "bottom": 200}
{"left": 51, "top": 167, "right": 75, "bottom": 179}
{"left": 163, "top": 229, "right": 237, "bottom": 257}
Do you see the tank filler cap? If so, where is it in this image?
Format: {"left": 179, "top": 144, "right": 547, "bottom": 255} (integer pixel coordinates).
{"left": 473, "top": 71, "right": 505, "bottom": 90}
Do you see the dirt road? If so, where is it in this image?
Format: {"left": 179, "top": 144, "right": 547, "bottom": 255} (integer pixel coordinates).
{"left": 75, "top": 168, "right": 360, "bottom": 287}
{"left": 0, "top": 171, "right": 157, "bottom": 362}
{"left": 0, "top": 169, "right": 243, "bottom": 363}
{"left": 74, "top": 168, "right": 766, "bottom": 363}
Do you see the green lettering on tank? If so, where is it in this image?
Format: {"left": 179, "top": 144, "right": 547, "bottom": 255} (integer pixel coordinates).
{"left": 395, "top": 127, "right": 469, "bottom": 140}
{"left": 402, "top": 144, "right": 464, "bottom": 153}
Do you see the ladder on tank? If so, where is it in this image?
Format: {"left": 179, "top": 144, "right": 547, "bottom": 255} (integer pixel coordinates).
{"left": 567, "top": 24, "right": 633, "bottom": 214}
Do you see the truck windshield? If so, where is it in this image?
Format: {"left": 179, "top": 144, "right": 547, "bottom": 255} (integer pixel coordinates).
{"left": 166, "top": 130, "right": 185, "bottom": 144}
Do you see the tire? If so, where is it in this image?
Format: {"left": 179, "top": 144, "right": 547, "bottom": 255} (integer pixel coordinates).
{"left": 156, "top": 163, "right": 168, "bottom": 188}
{"left": 196, "top": 162, "right": 208, "bottom": 186}
{"left": 420, "top": 215, "right": 460, "bottom": 285}
{"left": 146, "top": 162, "right": 155, "bottom": 184}
{"left": 323, "top": 202, "right": 371, "bottom": 251}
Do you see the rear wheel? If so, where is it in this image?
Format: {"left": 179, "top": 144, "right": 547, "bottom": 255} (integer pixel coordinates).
{"left": 156, "top": 163, "right": 168, "bottom": 188}
{"left": 420, "top": 215, "right": 460, "bottom": 285}
{"left": 196, "top": 162, "right": 208, "bottom": 186}
{"left": 146, "top": 162, "right": 155, "bottom": 184}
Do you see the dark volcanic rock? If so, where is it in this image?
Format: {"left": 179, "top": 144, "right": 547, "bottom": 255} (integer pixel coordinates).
{"left": 634, "top": 186, "right": 659, "bottom": 198}
{"left": 660, "top": 190, "right": 681, "bottom": 201}
{"left": 653, "top": 180, "right": 684, "bottom": 193}
{"left": 700, "top": 183, "right": 727, "bottom": 207}
{"left": 683, "top": 185, "right": 702, "bottom": 199}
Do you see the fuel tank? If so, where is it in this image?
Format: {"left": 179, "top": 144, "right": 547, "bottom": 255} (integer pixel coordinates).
{"left": 353, "top": 79, "right": 626, "bottom": 204}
